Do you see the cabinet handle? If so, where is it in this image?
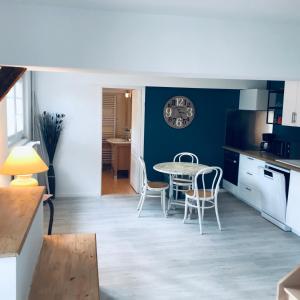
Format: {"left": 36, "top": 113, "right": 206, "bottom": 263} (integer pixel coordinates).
{"left": 247, "top": 157, "right": 254, "bottom": 160}
{"left": 292, "top": 112, "right": 297, "bottom": 123}
{"left": 233, "top": 160, "right": 237, "bottom": 164}
{"left": 245, "top": 187, "right": 251, "bottom": 191}
{"left": 246, "top": 172, "right": 253, "bottom": 176}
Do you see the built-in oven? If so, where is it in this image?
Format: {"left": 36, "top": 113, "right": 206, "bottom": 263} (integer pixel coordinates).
{"left": 223, "top": 150, "right": 239, "bottom": 186}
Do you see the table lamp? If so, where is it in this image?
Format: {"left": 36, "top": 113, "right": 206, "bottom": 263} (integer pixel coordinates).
{"left": 0, "top": 146, "right": 49, "bottom": 187}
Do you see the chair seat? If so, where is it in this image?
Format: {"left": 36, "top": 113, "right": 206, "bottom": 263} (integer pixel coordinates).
{"left": 148, "top": 181, "right": 169, "bottom": 190}
{"left": 186, "top": 189, "right": 214, "bottom": 199}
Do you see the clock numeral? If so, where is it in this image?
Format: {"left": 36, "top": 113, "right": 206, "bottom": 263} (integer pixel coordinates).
{"left": 186, "top": 107, "right": 193, "bottom": 117}
{"left": 176, "top": 97, "right": 184, "bottom": 107}
{"left": 176, "top": 118, "right": 183, "bottom": 127}
{"left": 165, "top": 107, "right": 172, "bottom": 117}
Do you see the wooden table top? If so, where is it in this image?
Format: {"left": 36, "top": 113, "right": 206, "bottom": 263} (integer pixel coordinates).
{"left": 153, "top": 162, "right": 209, "bottom": 176}
{"left": 0, "top": 186, "right": 44, "bottom": 257}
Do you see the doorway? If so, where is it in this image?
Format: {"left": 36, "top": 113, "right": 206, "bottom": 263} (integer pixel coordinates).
{"left": 101, "top": 88, "right": 142, "bottom": 195}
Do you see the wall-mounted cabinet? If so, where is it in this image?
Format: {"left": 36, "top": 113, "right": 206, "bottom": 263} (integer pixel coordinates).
{"left": 239, "top": 89, "right": 268, "bottom": 110}
{"left": 282, "top": 81, "right": 300, "bottom": 127}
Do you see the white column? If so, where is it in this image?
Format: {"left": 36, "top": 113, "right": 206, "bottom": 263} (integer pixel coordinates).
{"left": 0, "top": 99, "right": 9, "bottom": 186}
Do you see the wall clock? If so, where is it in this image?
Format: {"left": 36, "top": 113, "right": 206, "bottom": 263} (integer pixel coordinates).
{"left": 163, "top": 96, "right": 195, "bottom": 129}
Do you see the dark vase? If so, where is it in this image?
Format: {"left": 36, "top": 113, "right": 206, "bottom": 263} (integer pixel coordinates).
{"left": 47, "top": 163, "right": 56, "bottom": 198}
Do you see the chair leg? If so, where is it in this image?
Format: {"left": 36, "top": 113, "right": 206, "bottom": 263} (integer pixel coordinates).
{"left": 183, "top": 195, "right": 188, "bottom": 223}
{"left": 162, "top": 190, "right": 167, "bottom": 217}
{"left": 160, "top": 190, "right": 166, "bottom": 217}
{"left": 138, "top": 190, "right": 146, "bottom": 217}
{"left": 215, "top": 197, "right": 222, "bottom": 231}
{"left": 197, "top": 200, "right": 203, "bottom": 235}
{"left": 175, "top": 185, "right": 178, "bottom": 201}
{"left": 202, "top": 200, "right": 205, "bottom": 219}
{"left": 137, "top": 188, "right": 144, "bottom": 210}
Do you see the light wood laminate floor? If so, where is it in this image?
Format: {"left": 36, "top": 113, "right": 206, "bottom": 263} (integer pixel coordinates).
{"left": 44, "top": 193, "right": 300, "bottom": 300}
{"left": 102, "top": 169, "right": 136, "bottom": 195}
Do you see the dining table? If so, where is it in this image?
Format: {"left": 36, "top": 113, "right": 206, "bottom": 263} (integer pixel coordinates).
{"left": 153, "top": 162, "right": 209, "bottom": 213}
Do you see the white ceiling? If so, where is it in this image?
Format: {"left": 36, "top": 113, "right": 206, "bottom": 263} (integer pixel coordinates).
{"left": 3, "top": 0, "right": 300, "bottom": 22}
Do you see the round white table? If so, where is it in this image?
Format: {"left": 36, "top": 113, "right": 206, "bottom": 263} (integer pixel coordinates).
{"left": 153, "top": 162, "right": 209, "bottom": 212}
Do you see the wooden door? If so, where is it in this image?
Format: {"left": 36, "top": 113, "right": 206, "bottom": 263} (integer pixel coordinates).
{"left": 130, "top": 89, "right": 144, "bottom": 193}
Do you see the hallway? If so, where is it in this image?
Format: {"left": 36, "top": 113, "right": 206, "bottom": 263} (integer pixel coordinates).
{"left": 101, "top": 169, "right": 136, "bottom": 195}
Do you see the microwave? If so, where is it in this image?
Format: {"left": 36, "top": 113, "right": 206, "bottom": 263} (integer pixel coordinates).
{"left": 271, "top": 140, "right": 300, "bottom": 158}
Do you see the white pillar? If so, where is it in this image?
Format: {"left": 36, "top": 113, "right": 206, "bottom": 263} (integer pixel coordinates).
{"left": 0, "top": 99, "right": 9, "bottom": 186}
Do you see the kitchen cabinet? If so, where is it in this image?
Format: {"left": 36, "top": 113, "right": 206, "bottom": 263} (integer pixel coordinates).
{"left": 286, "top": 170, "right": 300, "bottom": 236}
{"left": 282, "top": 81, "right": 300, "bottom": 127}
{"left": 239, "top": 89, "right": 268, "bottom": 110}
{"left": 238, "top": 154, "right": 265, "bottom": 210}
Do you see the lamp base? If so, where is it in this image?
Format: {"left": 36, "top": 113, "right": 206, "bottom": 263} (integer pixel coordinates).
{"left": 10, "top": 175, "right": 38, "bottom": 187}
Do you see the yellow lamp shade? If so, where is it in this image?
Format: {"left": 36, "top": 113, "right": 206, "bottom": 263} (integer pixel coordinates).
{"left": 0, "top": 146, "right": 49, "bottom": 175}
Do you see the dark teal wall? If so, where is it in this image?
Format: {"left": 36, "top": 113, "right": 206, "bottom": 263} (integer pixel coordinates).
{"left": 144, "top": 87, "right": 240, "bottom": 180}
{"left": 273, "top": 124, "right": 300, "bottom": 142}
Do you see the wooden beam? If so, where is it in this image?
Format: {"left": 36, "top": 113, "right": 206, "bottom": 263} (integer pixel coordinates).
{"left": 0, "top": 66, "right": 27, "bottom": 102}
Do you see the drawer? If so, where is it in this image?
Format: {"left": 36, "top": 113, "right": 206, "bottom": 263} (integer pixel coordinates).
{"left": 239, "top": 154, "right": 265, "bottom": 175}
{"left": 238, "top": 182, "right": 262, "bottom": 211}
{"left": 239, "top": 169, "right": 261, "bottom": 189}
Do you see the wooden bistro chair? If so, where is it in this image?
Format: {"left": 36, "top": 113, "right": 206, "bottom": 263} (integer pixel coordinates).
{"left": 172, "top": 152, "right": 199, "bottom": 201}
{"left": 137, "top": 157, "right": 169, "bottom": 217}
{"left": 183, "top": 167, "right": 223, "bottom": 234}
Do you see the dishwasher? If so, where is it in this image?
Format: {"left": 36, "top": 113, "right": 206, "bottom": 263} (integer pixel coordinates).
{"left": 258, "top": 164, "right": 291, "bottom": 231}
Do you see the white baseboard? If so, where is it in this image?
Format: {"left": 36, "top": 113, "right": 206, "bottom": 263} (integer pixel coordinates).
{"left": 55, "top": 193, "right": 100, "bottom": 199}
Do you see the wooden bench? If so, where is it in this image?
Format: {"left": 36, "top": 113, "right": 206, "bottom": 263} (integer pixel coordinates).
{"left": 29, "top": 234, "right": 100, "bottom": 300}
{"left": 277, "top": 265, "right": 300, "bottom": 300}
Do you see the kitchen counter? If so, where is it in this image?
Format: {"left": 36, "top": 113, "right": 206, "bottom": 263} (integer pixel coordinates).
{"left": 107, "top": 138, "right": 131, "bottom": 177}
{"left": 223, "top": 145, "right": 300, "bottom": 172}
{"left": 106, "top": 138, "right": 131, "bottom": 145}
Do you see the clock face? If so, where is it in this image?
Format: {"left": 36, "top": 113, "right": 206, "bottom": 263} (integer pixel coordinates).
{"left": 163, "top": 96, "right": 195, "bottom": 129}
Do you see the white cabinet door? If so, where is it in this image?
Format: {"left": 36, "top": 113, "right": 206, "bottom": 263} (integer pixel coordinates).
{"left": 286, "top": 170, "right": 300, "bottom": 235}
{"left": 282, "top": 81, "right": 299, "bottom": 127}
{"left": 238, "top": 154, "right": 265, "bottom": 210}
{"left": 239, "top": 89, "right": 268, "bottom": 110}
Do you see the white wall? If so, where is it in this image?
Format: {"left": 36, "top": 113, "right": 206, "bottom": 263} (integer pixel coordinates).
{"left": 34, "top": 72, "right": 101, "bottom": 197}
{"left": 0, "top": 99, "right": 9, "bottom": 187}
{"left": 34, "top": 70, "right": 267, "bottom": 197}
{"left": 1, "top": 3, "right": 300, "bottom": 80}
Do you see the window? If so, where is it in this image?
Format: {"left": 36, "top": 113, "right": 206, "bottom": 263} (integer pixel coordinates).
{"left": 6, "top": 77, "right": 26, "bottom": 143}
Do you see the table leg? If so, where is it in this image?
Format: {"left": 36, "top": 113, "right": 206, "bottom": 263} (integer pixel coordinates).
{"left": 189, "top": 175, "right": 196, "bottom": 219}
{"left": 168, "top": 175, "right": 174, "bottom": 213}
{"left": 47, "top": 199, "right": 54, "bottom": 235}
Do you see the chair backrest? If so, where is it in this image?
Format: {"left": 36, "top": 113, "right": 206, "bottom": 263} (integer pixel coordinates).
{"left": 173, "top": 152, "right": 199, "bottom": 164}
{"left": 139, "top": 156, "right": 148, "bottom": 188}
{"left": 193, "top": 167, "right": 223, "bottom": 199}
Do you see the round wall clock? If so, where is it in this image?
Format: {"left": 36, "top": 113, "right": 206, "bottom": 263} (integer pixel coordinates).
{"left": 163, "top": 96, "right": 195, "bottom": 129}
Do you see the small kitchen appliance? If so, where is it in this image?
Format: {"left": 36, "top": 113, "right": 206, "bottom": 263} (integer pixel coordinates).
{"left": 260, "top": 133, "right": 275, "bottom": 152}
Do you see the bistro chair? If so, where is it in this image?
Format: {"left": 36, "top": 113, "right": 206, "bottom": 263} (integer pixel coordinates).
{"left": 183, "top": 167, "right": 223, "bottom": 234}
{"left": 137, "top": 157, "right": 169, "bottom": 217}
{"left": 172, "top": 152, "right": 199, "bottom": 201}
